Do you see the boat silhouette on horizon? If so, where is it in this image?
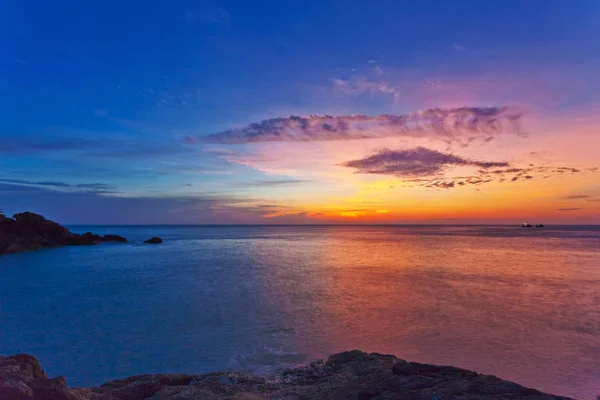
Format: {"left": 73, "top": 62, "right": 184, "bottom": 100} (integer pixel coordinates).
{"left": 522, "top": 223, "right": 545, "bottom": 228}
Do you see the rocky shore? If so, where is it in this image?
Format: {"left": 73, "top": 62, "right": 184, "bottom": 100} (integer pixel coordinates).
{"left": 0, "top": 351, "right": 573, "bottom": 400}
{"left": 0, "top": 212, "right": 127, "bottom": 254}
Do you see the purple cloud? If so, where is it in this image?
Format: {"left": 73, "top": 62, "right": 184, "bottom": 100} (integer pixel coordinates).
{"left": 560, "top": 194, "right": 590, "bottom": 199}
{"left": 554, "top": 167, "right": 581, "bottom": 174}
{"left": 196, "top": 107, "right": 522, "bottom": 145}
{"left": 340, "top": 147, "right": 591, "bottom": 190}
{"left": 557, "top": 208, "right": 583, "bottom": 211}
{"left": 341, "top": 147, "right": 509, "bottom": 177}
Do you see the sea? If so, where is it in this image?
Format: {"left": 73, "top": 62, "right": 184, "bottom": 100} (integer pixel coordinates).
{"left": 1, "top": 225, "right": 599, "bottom": 399}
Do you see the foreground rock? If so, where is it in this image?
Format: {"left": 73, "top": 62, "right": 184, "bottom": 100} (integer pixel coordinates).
{"left": 143, "top": 236, "right": 163, "bottom": 244}
{"left": 0, "top": 354, "right": 77, "bottom": 400}
{"left": 0, "top": 212, "right": 128, "bottom": 254}
{"left": 0, "top": 351, "right": 573, "bottom": 400}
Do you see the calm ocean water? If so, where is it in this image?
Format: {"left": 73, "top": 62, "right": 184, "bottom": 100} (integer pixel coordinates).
{"left": 1, "top": 225, "right": 599, "bottom": 398}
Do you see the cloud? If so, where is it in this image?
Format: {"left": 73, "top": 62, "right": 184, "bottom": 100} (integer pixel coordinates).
{"left": 0, "top": 183, "right": 45, "bottom": 193}
{"left": 197, "top": 107, "right": 522, "bottom": 145}
{"left": 207, "top": 202, "right": 302, "bottom": 218}
{"left": 0, "top": 183, "right": 311, "bottom": 224}
{"left": 75, "top": 183, "right": 114, "bottom": 190}
{"left": 332, "top": 77, "right": 397, "bottom": 97}
{"left": 183, "top": 136, "right": 198, "bottom": 145}
{"left": 0, "top": 137, "right": 191, "bottom": 159}
{"left": 425, "top": 176, "right": 494, "bottom": 189}
{"left": 453, "top": 43, "right": 465, "bottom": 51}
{"left": 428, "top": 181, "right": 456, "bottom": 189}
{"left": 422, "top": 163, "right": 582, "bottom": 190}
{"left": 10, "top": 57, "right": 29, "bottom": 65}
{"left": 0, "top": 178, "right": 72, "bottom": 188}
{"left": 341, "top": 147, "right": 509, "bottom": 177}
{"left": 187, "top": 6, "right": 231, "bottom": 27}
{"left": 553, "top": 167, "right": 581, "bottom": 174}
{"left": 0, "top": 178, "right": 118, "bottom": 194}
{"left": 557, "top": 208, "right": 583, "bottom": 211}
{"left": 560, "top": 194, "right": 590, "bottom": 200}
{"left": 337, "top": 147, "right": 590, "bottom": 190}
{"left": 235, "top": 179, "right": 309, "bottom": 188}
{"left": 0, "top": 138, "right": 101, "bottom": 154}
{"left": 588, "top": 199, "right": 600, "bottom": 202}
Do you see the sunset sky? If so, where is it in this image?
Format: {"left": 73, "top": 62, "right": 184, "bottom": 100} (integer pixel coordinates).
{"left": 1, "top": 0, "right": 599, "bottom": 224}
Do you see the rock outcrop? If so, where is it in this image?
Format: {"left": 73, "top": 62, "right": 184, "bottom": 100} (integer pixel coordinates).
{"left": 0, "top": 212, "right": 128, "bottom": 254}
{"left": 0, "top": 351, "right": 573, "bottom": 400}
{"left": 0, "top": 354, "right": 77, "bottom": 400}
{"left": 143, "top": 237, "right": 163, "bottom": 244}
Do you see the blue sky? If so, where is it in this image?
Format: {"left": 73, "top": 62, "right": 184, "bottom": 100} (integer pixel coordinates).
{"left": 1, "top": 1, "right": 599, "bottom": 223}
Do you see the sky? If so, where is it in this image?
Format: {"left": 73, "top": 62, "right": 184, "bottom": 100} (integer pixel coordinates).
{"left": 1, "top": 0, "right": 599, "bottom": 224}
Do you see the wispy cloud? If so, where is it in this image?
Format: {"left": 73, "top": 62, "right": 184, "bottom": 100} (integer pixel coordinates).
{"left": 208, "top": 202, "right": 301, "bottom": 218}
{"left": 422, "top": 164, "right": 582, "bottom": 189}
{"left": 0, "top": 178, "right": 72, "bottom": 188}
{"left": 0, "top": 137, "right": 191, "bottom": 159}
{"left": 331, "top": 77, "right": 397, "bottom": 97}
{"left": 560, "top": 194, "right": 590, "bottom": 200}
{"left": 0, "top": 178, "right": 118, "bottom": 194}
{"left": 0, "top": 138, "right": 101, "bottom": 154}
{"left": 557, "top": 208, "right": 583, "bottom": 211}
{"left": 195, "top": 107, "right": 522, "bottom": 145}
{"left": 235, "top": 179, "right": 309, "bottom": 188}
{"left": 0, "top": 182, "right": 311, "bottom": 224}
{"left": 186, "top": 6, "right": 231, "bottom": 27}
{"left": 453, "top": 43, "right": 465, "bottom": 51}
{"left": 10, "top": 57, "right": 29, "bottom": 65}
{"left": 338, "top": 146, "right": 589, "bottom": 190}
{"left": 341, "top": 147, "right": 508, "bottom": 177}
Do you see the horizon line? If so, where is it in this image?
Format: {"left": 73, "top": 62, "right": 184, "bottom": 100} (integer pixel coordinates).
{"left": 64, "top": 223, "right": 600, "bottom": 227}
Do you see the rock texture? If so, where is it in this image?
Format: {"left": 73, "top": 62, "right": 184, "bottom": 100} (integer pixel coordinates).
{"left": 0, "top": 354, "right": 78, "bottom": 400}
{"left": 0, "top": 212, "right": 128, "bottom": 254}
{"left": 0, "top": 351, "right": 573, "bottom": 400}
{"left": 143, "top": 237, "right": 163, "bottom": 244}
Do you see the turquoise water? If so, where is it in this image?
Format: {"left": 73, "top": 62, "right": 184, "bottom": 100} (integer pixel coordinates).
{"left": 1, "top": 225, "right": 599, "bottom": 399}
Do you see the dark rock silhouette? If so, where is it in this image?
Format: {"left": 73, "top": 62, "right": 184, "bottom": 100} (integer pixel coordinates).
{"left": 521, "top": 223, "right": 532, "bottom": 228}
{"left": 0, "top": 354, "right": 77, "bottom": 400}
{"left": 144, "top": 236, "right": 163, "bottom": 244}
{"left": 0, "top": 351, "right": 573, "bottom": 400}
{"left": 536, "top": 224, "right": 545, "bottom": 228}
{"left": 0, "top": 212, "right": 128, "bottom": 254}
{"left": 103, "top": 234, "right": 128, "bottom": 242}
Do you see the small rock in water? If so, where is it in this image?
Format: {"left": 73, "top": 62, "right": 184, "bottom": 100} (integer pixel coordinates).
{"left": 144, "top": 237, "right": 163, "bottom": 244}
{"left": 103, "top": 234, "right": 128, "bottom": 243}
